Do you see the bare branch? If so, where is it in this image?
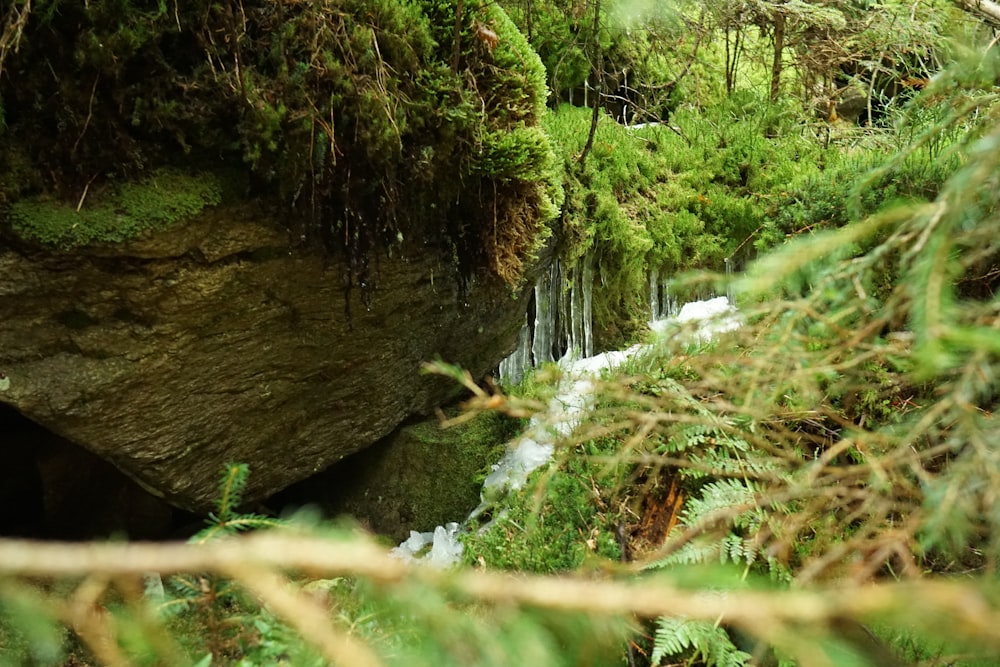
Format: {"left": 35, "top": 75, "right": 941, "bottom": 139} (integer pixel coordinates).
{"left": 0, "top": 0, "right": 31, "bottom": 79}
{"left": 953, "top": 0, "right": 1000, "bottom": 27}
{"left": 0, "top": 534, "right": 999, "bottom": 647}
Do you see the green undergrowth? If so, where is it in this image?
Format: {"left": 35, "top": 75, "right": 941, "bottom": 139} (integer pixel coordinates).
{"left": 541, "top": 77, "right": 965, "bottom": 347}
{"left": 462, "top": 107, "right": 1000, "bottom": 651}
{"left": 411, "top": 410, "right": 524, "bottom": 491}
{"left": 303, "top": 408, "right": 525, "bottom": 542}
{"left": 0, "top": 463, "right": 634, "bottom": 667}
{"left": 462, "top": 440, "right": 626, "bottom": 572}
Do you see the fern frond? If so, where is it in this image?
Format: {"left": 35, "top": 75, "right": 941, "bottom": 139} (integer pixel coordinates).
{"left": 649, "top": 534, "right": 758, "bottom": 569}
{"left": 681, "top": 479, "right": 759, "bottom": 525}
{"left": 687, "top": 452, "right": 778, "bottom": 478}
{"left": 215, "top": 462, "right": 250, "bottom": 521}
{"left": 651, "top": 616, "right": 752, "bottom": 667}
{"left": 721, "top": 533, "right": 752, "bottom": 565}
{"left": 649, "top": 539, "right": 724, "bottom": 567}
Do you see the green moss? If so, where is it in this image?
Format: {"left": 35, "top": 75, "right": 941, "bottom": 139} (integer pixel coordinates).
{"left": 10, "top": 168, "right": 222, "bottom": 248}
{"left": 1, "top": 1, "right": 556, "bottom": 284}
{"left": 472, "top": 127, "right": 554, "bottom": 181}
{"left": 298, "top": 409, "right": 524, "bottom": 541}
{"left": 463, "top": 444, "right": 625, "bottom": 573}
{"left": 407, "top": 410, "right": 522, "bottom": 488}
{"left": 483, "top": 3, "right": 549, "bottom": 124}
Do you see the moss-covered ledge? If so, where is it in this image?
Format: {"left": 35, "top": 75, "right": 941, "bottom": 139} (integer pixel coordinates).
{"left": 9, "top": 168, "right": 223, "bottom": 249}
{"left": 0, "top": 1, "right": 559, "bottom": 513}
{"left": 276, "top": 409, "right": 522, "bottom": 541}
{"left": 0, "top": 0, "right": 560, "bottom": 286}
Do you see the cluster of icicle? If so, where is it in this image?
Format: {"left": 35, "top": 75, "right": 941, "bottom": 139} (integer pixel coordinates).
{"left": 498, "top": 254, "right": 595, "bottom": 386}
{"left": 392, "top": 266, "right": 739, "bottom": 567}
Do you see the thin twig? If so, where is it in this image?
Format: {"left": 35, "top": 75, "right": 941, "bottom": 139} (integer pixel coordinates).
{"left": 0, "top": 535, "right": 998, "bottom": 642}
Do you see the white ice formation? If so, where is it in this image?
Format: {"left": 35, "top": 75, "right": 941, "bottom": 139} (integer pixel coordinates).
{"left": 394, "top": 272, "right": 741, "bottom": 567}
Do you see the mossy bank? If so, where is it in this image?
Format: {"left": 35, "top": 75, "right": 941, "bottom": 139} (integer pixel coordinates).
{"left": 0, "top": 0, "right": 559, "bottom": 284}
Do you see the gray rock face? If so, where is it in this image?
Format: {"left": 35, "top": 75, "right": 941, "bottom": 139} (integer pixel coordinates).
{"left": 0, "top": 208, "right": 528, "bottom": 511}
{"left": 277, "top": 410, "right": 522, "bottom": 541}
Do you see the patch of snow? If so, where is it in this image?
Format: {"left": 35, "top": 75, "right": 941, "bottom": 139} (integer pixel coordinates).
{"left": 649, "top": 295, "right": 741, "bottom": 342}
{"left": 391, "top": 522, "right": 463, "bottom": 566}
{"left": 395, "top": 297, "right": 740, "bottom": 568}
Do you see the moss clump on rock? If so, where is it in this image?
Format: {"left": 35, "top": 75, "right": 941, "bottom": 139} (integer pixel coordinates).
{"left": 0, "top": 1, "right": 558, "bottom": 284}
{"left": 10, "top": 168, "right": 221, "bottom": 248}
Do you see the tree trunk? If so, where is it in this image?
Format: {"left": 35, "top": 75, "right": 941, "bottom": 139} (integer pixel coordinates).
{"left": 724, "top": 21, "right": 742, "bottom": 95}
{"left": 770, "top": 9, "right": 786, "bottom": 102}
{"left": 579, "top": 0, "right": 602, "bottom": 167}
{"left": 725, "top": 25, "right": 734, "bottom": 94}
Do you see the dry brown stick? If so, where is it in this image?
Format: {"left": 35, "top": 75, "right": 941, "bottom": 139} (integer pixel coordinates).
{"left": 62, "top": 576, "right": 133, "bottom": 667}
{"left": 0, "top": 533, "right": 999, "bottom": 643}
{"left": 223, "top": 562, "right": 384, "bottom": 667}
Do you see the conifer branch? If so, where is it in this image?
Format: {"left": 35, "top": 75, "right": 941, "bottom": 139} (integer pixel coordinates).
{"left": 0, "top": 535, "right": 999, "bottom": 645}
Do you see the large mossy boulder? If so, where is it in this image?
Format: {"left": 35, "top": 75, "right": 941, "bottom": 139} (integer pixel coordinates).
{"left": 0, "top": 1, "right": 559, "bottom": 512}
{"left": 0, "top": 207, "right": 535, "bottom": 511}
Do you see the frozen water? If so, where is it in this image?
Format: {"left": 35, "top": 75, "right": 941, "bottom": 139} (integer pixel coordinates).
{"left": 398, "top": 296, "right": 740, "bottom": 567}
{"left": 648, "top": 268, "right": 680, "bottom": 320}
{"left": 676, "top": 296, "right": 732, "bottom": 322}
{"left": 503, "top": 255, "right": 597, "bottom": 383}
{"left": 391, "top": 530, "right": 433, "bottom": 562}
{"left": 480, "top": 436, "right": 554, "bottom": 501}
{"left": 650, "top": 268, "right": 660, "bottom": 320}
{"left": 649, "top": 296, "right": 740, "bottom": 342}
{"left": 532, "top": 264, "right": 558, "bottom": 365}
{"left": 582, "top": 254, "right": 594, "bottom": 358}
{"left": 499, "top": 319, "right": 532, "bottom": 386}
{"left": 428, "top": 523, "right": 464, "bottom": 566}
{"left": 391, "top": 522, "right": 463, "bottom": 566}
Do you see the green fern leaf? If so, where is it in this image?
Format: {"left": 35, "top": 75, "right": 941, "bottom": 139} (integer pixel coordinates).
{"left": 651, "top": 616, "right": 752, "bottom": 667}
{"left": 215, "top": 462, "right": 251, "bottom": 522}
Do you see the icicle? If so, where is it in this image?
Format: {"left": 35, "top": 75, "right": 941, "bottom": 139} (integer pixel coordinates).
{"left": 565, "top": 281, "right": 574, "bottom": 359}
{"left": 499, "top": 318, "right": 532, "bottom": 386}
{"left": 501, "top": 253, "right": 594, "bottom": 378}
{"left": 573, "top": 257, "right": 587, "bottom": 357}
{"left": 662, "top": 277, "right": 679, "bottom": 318}
{"left": 650, "top": 266, "right": 660, "bottom": 321}
{"left": 569, "top": 263, "right": 582, "bottom": 359}
{"left": 531, "top": 280, "right": 548, "bottom": 365}
{"left": 531, "top": 264, "right": 557, "bottom": 365}
{"left": 551, "top": 261, "right": 563, "bottom": 359}
{"left": 582, "top": 252, "right": 594, "bottom": 358}
{"left": 622, "top": 69, "right": 629, "bottom": 124}
{"left": 725, "top": 257, "right": 735, "bottom": 306}
{"left": 557, "top": 261, "right": 572, "bottom": 359}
